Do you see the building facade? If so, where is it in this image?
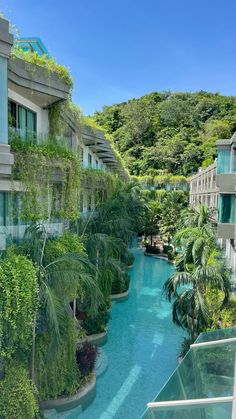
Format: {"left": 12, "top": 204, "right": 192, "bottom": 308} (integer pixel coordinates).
{"left": 190, "top": 133, "right": 236, "bottom": 272}
{"left": 189, "top": 161, "right": 218, "bottom": 217}
{"left": 0, "top": 17, "right": 126, "bottom": 248}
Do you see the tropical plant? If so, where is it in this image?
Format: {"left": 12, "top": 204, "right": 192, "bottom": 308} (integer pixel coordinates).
{"left": 164, "top": 206, "right": 231, "bottom": 339}
{"left": 0, "top": 254, "right": 39, "bottom": 363}
{"left": 0, "top": 364, "right": 38, "bottom": 419}
{"left": 15, "top": 224, "right": 102, "bottom": 383}
{"left": 82, "top": 303, "right": 110, "bottom": 335}
{"left": 76, "top": 342, "right": 98, "bottom": 377}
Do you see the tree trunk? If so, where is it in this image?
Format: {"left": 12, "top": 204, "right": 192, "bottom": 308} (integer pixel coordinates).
{"left": 73, "top": 299, "right": 76, "bottom": 319}
{"left": 31, "top": 315, "right": 36, "bottom": 384}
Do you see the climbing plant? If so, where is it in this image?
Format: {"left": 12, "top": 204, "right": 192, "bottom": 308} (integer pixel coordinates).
{"left": 10, "top": 135, "right": 80, "bottom": 222}
{"left": 0, "top": 364, "right": 38, "bottom": 419}
{"left": 81, "top": 168, "right": 121, "bottom": 201}
{"left": 35, "top": 317, "right": 81, "bottom": 400}
{"left": 0, "top": 254, "right": 39, "bottom": 361}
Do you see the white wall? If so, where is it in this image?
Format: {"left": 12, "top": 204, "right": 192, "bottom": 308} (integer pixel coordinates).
{"left": 8, "top": 88, "right": 49, "bottom": 136}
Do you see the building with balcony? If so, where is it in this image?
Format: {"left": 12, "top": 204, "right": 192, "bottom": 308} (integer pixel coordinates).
{"left": 0, "top": 17, "right": 127, "bottom": 247}
{"left": 190, "top": 133, "right": 236, "bottom": 272}
{"left": 189, "top": 161, "right": 218, "bottom": 217}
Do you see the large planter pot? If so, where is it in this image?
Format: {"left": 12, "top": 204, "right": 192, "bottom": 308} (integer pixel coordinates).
{"left": 78, "top": 330, "right": 108, "bottom": 346}
{"left": 110, "top": 290, "right": 129, "bottom": 302}
{"left": 41, "top": 373, "right": 96, "bottom": 412}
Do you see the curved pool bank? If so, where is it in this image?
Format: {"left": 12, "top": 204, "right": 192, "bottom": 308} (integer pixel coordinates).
{"left": 50, "top": 246, "right": 184, "bottom": 419}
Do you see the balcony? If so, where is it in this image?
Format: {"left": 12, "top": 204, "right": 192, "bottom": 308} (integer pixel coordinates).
{"left": 142, "top": 327, "right": 236, "bottom": 419}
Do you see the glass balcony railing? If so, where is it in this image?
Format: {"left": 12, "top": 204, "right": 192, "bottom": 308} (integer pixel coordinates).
{"left": 141, "top": 327, "right": 236, "bottom": 419}
{"left": 217, "top": 149, "right": 231, "bottom": 174}
{"left": 219, "top": 194, "right": 235, "bottom": 224}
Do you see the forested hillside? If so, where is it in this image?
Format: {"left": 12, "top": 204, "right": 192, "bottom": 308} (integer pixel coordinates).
{"left": 93, "top": 91, "right": 236, "bottom": 176}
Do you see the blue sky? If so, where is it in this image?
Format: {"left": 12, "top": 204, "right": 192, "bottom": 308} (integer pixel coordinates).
{"left": 1, "top": 0, "right": 236, "bottom": 114}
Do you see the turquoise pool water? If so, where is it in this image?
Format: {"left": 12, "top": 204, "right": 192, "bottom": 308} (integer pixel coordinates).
{"left": 52, "top": 246, "right": 184, "bottom": 418}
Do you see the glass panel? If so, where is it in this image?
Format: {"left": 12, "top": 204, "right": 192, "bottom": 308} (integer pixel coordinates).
{"left": 26, "top": 109, "right": 36, "bottom": 136}
{"left": 219, "top": 194, "right": 235, "bottom": 224}
{"left": 145, "top": 401, "right": 232, "bottom": 419}
{"left": 196, "top": 327, "right": 236, "bottom": 343}
{"left": 18, "top": 105, "right": 27, "bottom": 139}
{"left": 217, "top": 149, "right": 231, "bottom": 174}
{"left": 8, "top": 100, "right": 17, "bottom": 127}
{"left": 88, "top": 153, "right": 92, "bottom": 168}
{"left": 153, "top": 342, "right": 235, "bottom": 403}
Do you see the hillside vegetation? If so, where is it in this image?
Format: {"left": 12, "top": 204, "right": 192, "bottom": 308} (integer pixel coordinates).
{"left": 93, "top": 91, "right": 236, "bottom": 176}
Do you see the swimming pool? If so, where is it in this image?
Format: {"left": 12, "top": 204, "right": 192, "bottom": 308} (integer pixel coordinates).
{"left": 50, "top": 245, "right": 184, "bottom": 418}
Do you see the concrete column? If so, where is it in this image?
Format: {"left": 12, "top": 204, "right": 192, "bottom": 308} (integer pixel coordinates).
{"left": 0, "top": 18, "right": 14, "bottom": 175}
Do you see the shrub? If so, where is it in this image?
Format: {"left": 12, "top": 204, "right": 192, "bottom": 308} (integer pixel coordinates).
{"left": 76, "top": 342, "right": 98, "bottom": 377}
{"left": 35, "top": 318, "right": 81, "bottom": 400}
{"left": 0, "top": 254, "right": 39, "bottom": 360}
{"left": 82, "top": 304, "right": 110, "bottom": 335}
{"left": 221, "top": 299, "right": 236, "bottom": 327}
{"left": 163, "top": 244, "right": 173, "bottom": 254}
{"left": 125, "top": 251, "right": 135, "bottom": 266}
{"left": 11, "top": 46, "right": 73, "bottom": 88}
{"left": 45, "top": 232, "right": 85, "bottom": 262}
{"left": 0, "top": 364, "right": 38, "bottom": 419}
{"left": 111, "top": 273, "right": 129, "bottom": 294}
{"left": 167, "top": 249, "right": 175, "bottom": 260}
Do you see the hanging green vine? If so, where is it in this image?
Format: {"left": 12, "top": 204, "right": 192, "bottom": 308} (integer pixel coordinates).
{"left": 0, "top": 254, "right": 39, "bottom": 361}
{"left": 81, "top": 168, "right": 121, "bottom": 199}
{"left": 35, "top": 317, "right": 81, "bottom": 400}
{"left": 0, "top": 363, "right": 39, "bottom": 419}
{"left": 11, "top": 136, "right": 80, "bottom": 222}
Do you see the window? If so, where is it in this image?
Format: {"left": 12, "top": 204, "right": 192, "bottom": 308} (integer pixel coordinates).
{"left": 217, "top": 149, "right": 231, "bottom": 174}
{"left": 96, "top": 160, "right": 99, "bottom": 169}
{"left": 8, "top": 100, "right": 36, "bottom": 140}
{"left": 80, "top": 148, "right": 84, "bottom": 164}
{"left": 88, "top": 153, "right": 92, "bottom": 168}
{"left": 219, "top": 194, "right": 235, "bottom": 224}
{"left": 0, "top": 192, "right": 21, "bottom": 227}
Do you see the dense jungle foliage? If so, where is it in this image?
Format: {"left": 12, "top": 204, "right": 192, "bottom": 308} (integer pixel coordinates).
{"left": 93, "top": 91, "right": 236, "bottom": 175}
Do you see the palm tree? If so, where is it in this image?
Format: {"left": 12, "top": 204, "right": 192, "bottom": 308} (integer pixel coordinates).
{"left": 20, "top": 223, "right": 102, "bottom": 381}
{"left": 164, "top": 205, "right": 231, "bottom": 339}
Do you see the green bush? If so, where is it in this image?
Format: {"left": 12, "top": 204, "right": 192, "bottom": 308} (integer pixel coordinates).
{"left": 11, "top": 46, "right": 73, "bottom": 88}
{"left": 167, "top": 249, "right": 175, "bottom": 260}
{"left": 35, "top": 318, "right": 81, "bottom": 400}
{"left": 0, "top": 364, "right": 38, "bottom": 419}
{"left": 111, "top": 274, "right": 129, "bottom": 294}
{"left": 82, "top": 304, "right": 110, "bottom": 335}
{"left": 163, "top": 244, "right": 173, "bottom": 254}
{"left": 221, "top": 299, "right": 236, "bottom": 327}
{"left": 0, "top": 254, "right": 39, "bottom": 360}
{"left": 45, "top": 232, "right": 85, "bottom": 262}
